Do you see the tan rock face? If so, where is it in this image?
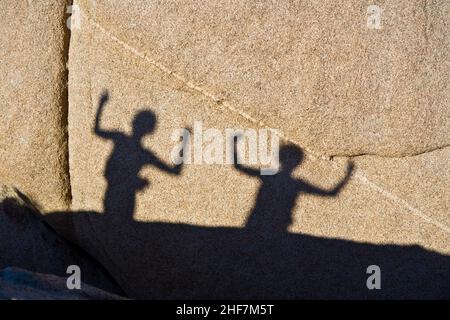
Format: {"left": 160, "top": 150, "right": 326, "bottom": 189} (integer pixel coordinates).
{"left": 0, "top": 0, "right": 448, "bottom": 299}
{"left": 78, "top": 0, "right": 449, "bottom": 157}
{"left": 0, "top": 0, "right": 71, "bottom": 212}
{"left": 65, "top": 0, "right": 450, "bottom": 298}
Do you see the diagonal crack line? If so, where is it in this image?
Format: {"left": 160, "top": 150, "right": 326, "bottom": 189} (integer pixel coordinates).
{"left": 331, "top": 144, "right": 450, "bottom": 160}
{"left": 79, "top": 11, "right": 450, "bottom": 236}
{"left": 80, "top": 11, "right": 328, "bottom": 161}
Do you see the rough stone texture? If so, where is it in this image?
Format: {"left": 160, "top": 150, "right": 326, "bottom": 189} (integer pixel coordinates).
{"left": 77, "top": 0, "right": 449, "bottom": 157}
{"left": 0, "top": 0, "right": 71, "bottom": 212}
{"left": 66, "top": 0, "right": 450, "bottom": 298}
{"left": 0, "top": 186, "right": 124, "bottom": 296}
{"left": 0, "top": 267, "right": 125, "bottom": 300}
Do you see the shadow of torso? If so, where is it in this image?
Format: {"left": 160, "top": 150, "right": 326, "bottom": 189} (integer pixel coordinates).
{"left": 103, "top": 132, "right": 154, "bottom": 218}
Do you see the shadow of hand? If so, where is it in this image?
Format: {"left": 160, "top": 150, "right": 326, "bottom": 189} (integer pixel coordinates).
{"left": 346, "top": 161, "right": 355, "bottom": 176}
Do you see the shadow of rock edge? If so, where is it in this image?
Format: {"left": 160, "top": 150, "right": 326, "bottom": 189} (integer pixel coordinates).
{"left": 45, "top": 209, "right": 450, "bottom": 299}
{"left": 0, "top": 189, "right": 124, "bottom": 297}
{"left": 0, "top": 267, "right": 125, "bottom": 300}
{"left": 2, "top": 187, "right": 449, "bottom": 299}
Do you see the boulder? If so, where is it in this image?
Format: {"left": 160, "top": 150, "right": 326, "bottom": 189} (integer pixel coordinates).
{"left": 65, "top": 0, "right": 450, "bottom": 298}
{"left": 75, "top": 0, "right": 449, "bottom": 156}
{"left": 0, "top": 0, "right": 71, "bottom": 212}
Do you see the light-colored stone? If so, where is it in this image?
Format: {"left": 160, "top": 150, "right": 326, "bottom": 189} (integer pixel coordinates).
{"left": 77, "top": 0, "right": 449, "bottom": 157}
{"left": 0, "top": 0, "right": 71, "bottom": 212}
{"left": 66, "top": 0, "right": 450, "bottom": 298}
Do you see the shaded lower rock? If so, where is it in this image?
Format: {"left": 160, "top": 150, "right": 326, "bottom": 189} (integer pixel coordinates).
{"left": 60, "top": 210, "right": 450, "bottom": 299}
{"left": 0, "top": 186, "right": 125, "bottom": 298}
{"left": 0, "top": 267, "right": 125, "bottom": 300}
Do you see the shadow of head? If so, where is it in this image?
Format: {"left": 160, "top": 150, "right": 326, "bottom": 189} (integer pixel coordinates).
{"left": 132, "top": 110, "right": 157, "bottom": 139}
{"left": 279, "top": 144, "right": 304, "bottom": 172}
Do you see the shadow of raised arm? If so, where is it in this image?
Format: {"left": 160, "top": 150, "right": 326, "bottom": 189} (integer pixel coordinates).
{"left": 148, "top": 127, "right": 191, "bottom": 175}
{"left": 233, "top": 136, "right": 260, "bottom": 177}
{"left": 302, "top": 161, "right": 354, "bottom": 196}
{"left": 94, "top": 91, "right": 120, "bottom": 140}
{"left": 150, "top": 153, "right": 184, "bottom": 175}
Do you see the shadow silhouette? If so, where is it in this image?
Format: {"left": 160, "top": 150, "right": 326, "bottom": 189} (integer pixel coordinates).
{"left": 16, "top": 91, "right": 450, "bottom": 299}
{"left": 95, "top": 92, "right": 184, "bottom": 219}
{"left": 234, "top": 140, "right": 354, "bottom": 237}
